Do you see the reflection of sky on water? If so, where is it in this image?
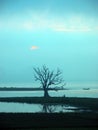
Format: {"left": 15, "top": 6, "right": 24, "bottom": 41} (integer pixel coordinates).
{"left": 54, "top": 89, "right": 98, "bottom": 98}
{"left": 0, "top": 91, "right": 44, "bottom": 97}
{"left": 0, "top": 102, "right": 80, "bottom": 113}
{"left": 0, "top": 89, "right": 98, "bottom": 98}
{"left": 0, "top": 102, "right": 40, "bottom": 113}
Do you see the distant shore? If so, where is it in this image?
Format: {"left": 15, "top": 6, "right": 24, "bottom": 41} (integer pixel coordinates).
{"left": 0, "top": 87, "right": 68, "bottom": 91}
{"left": 0, "top": 87, "right": 43, "bottom": 91}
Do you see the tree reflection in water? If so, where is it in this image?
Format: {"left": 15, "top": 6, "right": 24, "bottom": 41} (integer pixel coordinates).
{"left": 39, "top": 104, "right": 57, "bottom": 113}
{"left": 39, "top": 103, "right": 77, "bottom": 113}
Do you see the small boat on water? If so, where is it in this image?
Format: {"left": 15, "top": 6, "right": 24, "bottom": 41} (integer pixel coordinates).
{"left": 83, "top": 88, "right": 90, "bottom": 90}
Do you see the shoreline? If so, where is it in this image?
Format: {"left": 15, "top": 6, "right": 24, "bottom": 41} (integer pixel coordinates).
{"left": 0, "top": 112, "right": 98, "bottom": 128}
{"left": 0, "top": 97, "right": 98, "bottom": 128}
{"left": 0, "top": 87, "right": 68, "bottom": 91}
{"left": 0, "top": 97, "right": 98, "bottom": 111}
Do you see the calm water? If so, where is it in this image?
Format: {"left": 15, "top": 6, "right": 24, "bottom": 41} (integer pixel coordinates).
{"left": 0, "top": 82, "right": 98, "bottom": 113}
{"left": 0, "top": 102, "right": 90, "bottom": 113}
{"left": 0, "top": 89, "right": 98, "bottom": 98}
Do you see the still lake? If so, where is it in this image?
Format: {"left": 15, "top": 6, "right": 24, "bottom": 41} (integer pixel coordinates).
{"left": 0, "top": 89, "right": 98, "bottom": 113}
{"left": 0, "top": 89, "right": 98, "bottom": 98}
{"left": 0, "top": 102, "right": 83, "bottom": 113}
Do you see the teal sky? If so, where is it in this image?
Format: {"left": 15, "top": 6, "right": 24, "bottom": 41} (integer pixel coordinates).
{"left": 0, "top": 0, "right": 98, "bottom": 85}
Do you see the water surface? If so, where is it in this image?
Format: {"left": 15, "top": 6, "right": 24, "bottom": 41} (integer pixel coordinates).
{"left": 0, "top": 102, "right": 86, "bottom": 113}
{"left": 0, "top": 89, "right": 98, "bottom": 98}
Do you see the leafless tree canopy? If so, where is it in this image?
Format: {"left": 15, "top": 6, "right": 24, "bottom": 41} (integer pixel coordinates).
{"left": 33, "top": 65, "right": 65, "bottom": 97}
{"left": 33, "top": 65, "right": 64, "bottom": 88}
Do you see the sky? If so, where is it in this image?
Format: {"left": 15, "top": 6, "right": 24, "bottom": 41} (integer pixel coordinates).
{"left": 0, "top": 0, "right": 98, "bottom": 86}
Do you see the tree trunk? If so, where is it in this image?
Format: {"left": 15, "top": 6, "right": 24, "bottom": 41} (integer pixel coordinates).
{"left": 44, "top": 88, "right": 50, "bottom": 98}
{"left": 42, "top": 104, "right": 48, "bottom": 113}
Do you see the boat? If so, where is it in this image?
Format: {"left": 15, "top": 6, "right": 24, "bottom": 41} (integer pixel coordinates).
{"left": 83, "top": 88, "right": 90, "bottom": 90}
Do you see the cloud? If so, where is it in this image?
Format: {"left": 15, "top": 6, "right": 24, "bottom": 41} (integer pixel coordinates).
{"left": 53, "top": 27, "right": 75, "bottom": 32}
{"left": 95, "top": 26, "right": 98, "bottom": 30}
{"left": 51, "top": 16, "right": 98, "bottom": 32}
{"left": 30, "top": 46, "right": 38, "bottom": 50}
{"left": 0, "top": 14, "right": 98, "bottom": 33}
{"left": 53, "top": 25, "right": 92, "bottom": 32}
{"left": 23, "top": 22, "right": 33, "bottom": 30}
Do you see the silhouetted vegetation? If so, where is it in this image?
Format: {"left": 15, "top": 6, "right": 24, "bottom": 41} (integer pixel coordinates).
{"left": 0, "top": 87, "right": 43, "bottom": 91}
{"left": 0, "top": 97, "right": 98, "bottom": 111}
{"left": 0, "top": 97, "right": 98, "bottom": 128}
{"left": 33, "top": 65, "right": 66, "bottom": 98}
{"left": 0, "top": 87, "right": 67, "bottom": 91}
{"left": 0, "top": 65, "right": 97, "bottom": 128}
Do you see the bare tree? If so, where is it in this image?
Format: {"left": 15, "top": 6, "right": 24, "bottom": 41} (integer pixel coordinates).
{"left": 41, "top": 104, "right": 57, "bottom": 113}
{"left": 33, "top": 65, "right": 65, "bottom": 98}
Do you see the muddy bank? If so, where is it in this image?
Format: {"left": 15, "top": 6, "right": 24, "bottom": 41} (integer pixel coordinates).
{"left": 0, "top": 112, "right": 98, "bottom": 129}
